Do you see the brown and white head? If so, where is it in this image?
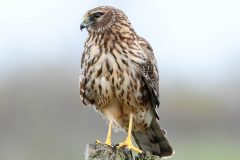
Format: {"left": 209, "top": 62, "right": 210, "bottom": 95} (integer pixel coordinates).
{"left": 80, "top": 6, "right": 131, "bottom": 33}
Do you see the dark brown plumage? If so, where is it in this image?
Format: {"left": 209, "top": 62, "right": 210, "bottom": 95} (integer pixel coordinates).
{"left": 79, "top": 6, "right": 174, "bottom": 158}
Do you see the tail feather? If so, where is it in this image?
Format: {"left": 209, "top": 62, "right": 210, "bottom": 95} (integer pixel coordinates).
{"left": 132, "top": 119, "right": 174, "bottom": 158}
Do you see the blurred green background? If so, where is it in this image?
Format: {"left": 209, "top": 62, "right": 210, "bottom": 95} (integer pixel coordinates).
{"left": 1, "top": 0, "right": 240, "bottom": 160}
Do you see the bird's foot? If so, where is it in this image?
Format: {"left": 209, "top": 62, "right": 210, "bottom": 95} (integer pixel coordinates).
{"left": 95, "top": 139, "right": 112, "bottom": 146}
{"left": 95, "top": 121, "right": 112, "bottom": 146}
{"left": 117, "top": 138, "right": 142, "bottom": 153}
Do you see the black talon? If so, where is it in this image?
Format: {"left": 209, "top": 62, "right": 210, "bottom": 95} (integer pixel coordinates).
{"left": 124, "top": 148, "right": 130, "bottom": 153}
{"left": 124, "top": 148, "right": 133, "bottom": 158}
{"left": 113, "top": 143, "right": 119, "bottom": 150}
{"left": 125, "top": 148, "right": 133, "bottom": 155}
{"left": 136, "top": 151, "right": 145, "bottom": 159}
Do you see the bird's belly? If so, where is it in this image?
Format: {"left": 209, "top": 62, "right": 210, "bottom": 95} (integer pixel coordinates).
{"left": 83, "top": 73, "right": 113, "bottom": 108}
{"left": 99, "top": 72, "right": 152, "bottom": 132}
{"left": 101, "top": 97, "right": 153, "bottom": 132}
{"left": 82, "top": 52, "right": 153, "bottom": 131}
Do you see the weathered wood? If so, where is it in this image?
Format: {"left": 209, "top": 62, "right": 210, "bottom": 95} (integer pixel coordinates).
{"left": 84, "top": 143, "right": 161, "bottom": 160}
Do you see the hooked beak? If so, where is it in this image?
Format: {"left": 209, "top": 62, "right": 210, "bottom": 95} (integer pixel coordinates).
{"left": 80, "top": 16, "right": 90, "bottom": 31}
{"left": 80, "top": 23, "right": 87, "bottom": 31}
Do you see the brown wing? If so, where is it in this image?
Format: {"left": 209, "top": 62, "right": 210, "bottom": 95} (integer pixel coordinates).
{"left": 137, "top": 36, "right": 160, "bottom": 111}
{"left": 79, "top": 44, "right": 91, "bottom": 105}
{"left": 132, "top": 37, "right": 175, "bottom": 157}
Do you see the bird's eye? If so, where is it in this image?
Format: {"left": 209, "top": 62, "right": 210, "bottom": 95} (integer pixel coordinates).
{"left": 94, "top": 12, "right": 103, "bottom": 18}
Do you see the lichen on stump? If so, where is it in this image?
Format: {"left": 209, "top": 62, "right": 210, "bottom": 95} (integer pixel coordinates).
{"left": 85, "top": 143, "right": 161, "bottom": 160}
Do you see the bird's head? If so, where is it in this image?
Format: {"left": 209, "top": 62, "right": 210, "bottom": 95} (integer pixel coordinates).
{"left": 80, "top": 6, "right": 119, "bottom": 33}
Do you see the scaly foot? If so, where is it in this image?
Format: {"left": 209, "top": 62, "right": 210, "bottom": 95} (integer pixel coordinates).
{"left": 95, "top": 121, "right": 112, "bottom": 146}
{"left": 117, "top": 113, "right": 142, "bottom": 153}
{"left": 117, "top": 137, "right": 142, "bottom": 153}
{"left": 95, "top": 139, "right": 111, "bottom": 146}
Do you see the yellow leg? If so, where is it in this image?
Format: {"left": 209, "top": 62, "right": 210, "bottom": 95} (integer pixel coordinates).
{"left": 118, "top": 113, "right": 142, "bottom": 153}
{"left": 96, "top": 121, "right": 112, "bottom": 146}
{"left": 105, "top": 121, "right": 112, "bottom": 145}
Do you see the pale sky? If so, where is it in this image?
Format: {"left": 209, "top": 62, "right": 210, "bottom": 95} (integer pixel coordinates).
{"left": 0, "top": 0, "right": 240, "bottom": 84}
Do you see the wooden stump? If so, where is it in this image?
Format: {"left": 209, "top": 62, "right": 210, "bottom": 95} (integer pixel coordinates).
{"left": 85, "top": 143, "right": 161, "bottom": 160}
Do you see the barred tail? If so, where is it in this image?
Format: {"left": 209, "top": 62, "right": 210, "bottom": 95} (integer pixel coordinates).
{"left": 132, "top": 119, "right": 174, "bottom": 158}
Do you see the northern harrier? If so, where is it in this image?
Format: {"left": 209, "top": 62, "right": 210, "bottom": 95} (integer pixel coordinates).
{"left": 79, "top": 6, "right": 174, "bottom": 158}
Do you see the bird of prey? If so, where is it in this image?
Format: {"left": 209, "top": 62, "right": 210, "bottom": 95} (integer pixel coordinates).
{"left": 79, "top": 6, "right": 174, "bottom": 158}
